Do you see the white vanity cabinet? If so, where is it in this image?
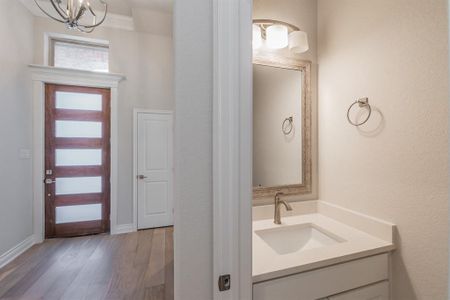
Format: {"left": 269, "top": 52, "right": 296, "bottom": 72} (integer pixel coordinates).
{"left": 326, "top": 281, "right": 389, "bottom": 300}
{"left": 253, "top": 254, "right": 390, "bottom": 300}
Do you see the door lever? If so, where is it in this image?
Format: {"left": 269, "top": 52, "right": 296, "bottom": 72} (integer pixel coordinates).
{"left": 44, "top": 178, "right": 56, "bottom": 184}
{"left": 137, "top": 175, "right": 148, "bottom": 180}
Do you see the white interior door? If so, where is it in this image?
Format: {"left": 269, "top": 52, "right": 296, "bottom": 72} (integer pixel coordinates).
{"left": 137, "top": 111, "right": 174, "bottom": 229}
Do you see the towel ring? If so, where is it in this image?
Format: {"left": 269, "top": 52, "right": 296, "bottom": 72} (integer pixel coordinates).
{"left": 347, "top": 98, "right": 372, "bottom": 126}
{"left": 282, "top": 116, "right": 293, "bottom": 135}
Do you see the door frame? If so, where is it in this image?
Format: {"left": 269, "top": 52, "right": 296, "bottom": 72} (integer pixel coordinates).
{"left": 29, "top": 65, "right": 125, "bottom": 243}
{"left": 212, "top": 0, "right": 253, "bottom": 299}
{"left": 132, "top": 109, "right": 174, "bottom": 232}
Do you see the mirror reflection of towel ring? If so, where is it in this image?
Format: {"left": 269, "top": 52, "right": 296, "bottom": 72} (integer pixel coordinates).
{"left": 282, "top": 116, "right": 293, "bottom": 135}
{"left": 347, "top": 97, "right": 372, "bottom": 126}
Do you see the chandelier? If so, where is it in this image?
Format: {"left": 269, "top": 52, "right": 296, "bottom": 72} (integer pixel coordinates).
{"left": 34, "top": 0, "right": 108, "bottom": 33}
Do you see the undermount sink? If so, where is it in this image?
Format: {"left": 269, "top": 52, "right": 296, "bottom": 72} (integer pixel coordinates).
{"left": 255, "top": 223, "right": 344, "bottom": 255}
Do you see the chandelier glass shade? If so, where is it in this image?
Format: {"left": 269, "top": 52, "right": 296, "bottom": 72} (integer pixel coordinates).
{"left": 34, "top": 0, "right": 108, "bottom": 33}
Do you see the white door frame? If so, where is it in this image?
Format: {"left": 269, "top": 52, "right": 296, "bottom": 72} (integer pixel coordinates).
{"left": 132, "top": 109, "right": 174, "bottom": 231}
{"left": 212, "top": 0, "right": 253, "bottom": 299}
{"left": 29, "top": 65, "right": 125, "bottom": 243}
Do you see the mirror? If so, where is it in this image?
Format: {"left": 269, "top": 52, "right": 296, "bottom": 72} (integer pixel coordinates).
{"left": 253, "top": 56, "right": 312, "bottom": 201}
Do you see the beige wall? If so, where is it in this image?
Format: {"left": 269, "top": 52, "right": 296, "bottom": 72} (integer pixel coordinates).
{"left": 33, "top": 18, "right": 174, "bottom": 225}
{"left": 0, "top": 0, "right": 34, "bottom": 255}
{"left": 253, "top": 64, "right": 302, "bottom": 187}
{"left": 318, "top": 0, "right": 449, "bottom": 298}
{"left": 253, "top": 0, "right": 318, "bottom": 200}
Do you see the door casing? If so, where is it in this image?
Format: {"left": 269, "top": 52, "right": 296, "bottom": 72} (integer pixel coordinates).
{"left": 30, "top": 65, "right": 125, "bottom": 243}
{"left": 211, "top": 0, "right": 253, "bottom": 299}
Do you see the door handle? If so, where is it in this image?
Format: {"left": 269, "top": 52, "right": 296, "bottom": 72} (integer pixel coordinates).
{"left": 44, "top": 178, "right": 56, "bottom": 184}
{"left": 137, "top": 175, "right": 148, "bottom": 180}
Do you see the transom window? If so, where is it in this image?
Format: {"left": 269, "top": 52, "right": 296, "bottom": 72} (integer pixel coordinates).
{"left": 49, "top": 37, "right": 109, "bottom": 72}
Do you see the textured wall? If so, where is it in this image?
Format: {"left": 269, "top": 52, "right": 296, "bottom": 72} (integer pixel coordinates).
{"left": 0, "top": 0, "right": 34, "bottom": 255}
{"left": 317, "top": 0, "right": 449, "bottom": 298}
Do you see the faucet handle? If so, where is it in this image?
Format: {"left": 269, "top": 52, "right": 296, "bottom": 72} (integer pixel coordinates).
{"left": 275, "top": 192, "right": 285, "bottom": 199}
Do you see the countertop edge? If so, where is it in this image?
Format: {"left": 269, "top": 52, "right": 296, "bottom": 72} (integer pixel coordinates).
{"left": 252, "top": 244, "right": 395, "bottom": 283}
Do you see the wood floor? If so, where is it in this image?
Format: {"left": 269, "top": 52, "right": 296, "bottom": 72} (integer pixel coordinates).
{"left": 0, "top": 227, "right": 173, "bottom": 300}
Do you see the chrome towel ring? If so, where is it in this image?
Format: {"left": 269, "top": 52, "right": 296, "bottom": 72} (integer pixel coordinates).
{"left": 282, "top": 116, "right": 293, "bottom": 135}
{"left": 347, "top": 97, "right": 371, "bottom": 126}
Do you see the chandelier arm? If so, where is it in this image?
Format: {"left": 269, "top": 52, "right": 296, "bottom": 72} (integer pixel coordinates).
{"left": 33, "top": 0, "right": 66, "bottom": 23}
{"left": 74, "top": 6, "right": 87, "bottom": 22}
{"left": 81, "top": 2, "right": 108, "bottom": 28}
{"left": 56, "top": 1, "right": 69, "bottom": 18}
{"left": 77, "top": 25, "right": 95, "bottom": 33}
{"left": 88, "top": 3, "right": 97, "bottom": 17}
{"left": 49, "top": 0, "right": 69, "bottom": 20}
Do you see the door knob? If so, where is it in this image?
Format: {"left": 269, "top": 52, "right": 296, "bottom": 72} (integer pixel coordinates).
{"left": 137, "top": 175, "right": 148, "bottom": 180}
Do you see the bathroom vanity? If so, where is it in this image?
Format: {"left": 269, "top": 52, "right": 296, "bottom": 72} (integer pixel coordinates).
{"left": 252, "top": 20, "right": 395, "bottom": 300}
{"left": 252, "top": 201, "right": 395, "bottom": 300}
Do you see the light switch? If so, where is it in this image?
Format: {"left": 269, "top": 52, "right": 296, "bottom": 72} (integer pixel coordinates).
{"left": 19, "top": 149, "right": 31, "bottom": 160}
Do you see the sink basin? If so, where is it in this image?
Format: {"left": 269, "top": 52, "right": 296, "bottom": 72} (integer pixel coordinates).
{"left": 255, "top": 223, "right": 344, "bottom": 255}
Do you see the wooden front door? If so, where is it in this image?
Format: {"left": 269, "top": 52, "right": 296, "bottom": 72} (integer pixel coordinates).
{"left": 45, "top": 84, "right": 111, "bottom": 238}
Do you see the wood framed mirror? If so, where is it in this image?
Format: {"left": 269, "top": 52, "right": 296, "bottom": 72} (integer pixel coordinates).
{"left": 253, "top": 54, "right": 313, "bottom": 202}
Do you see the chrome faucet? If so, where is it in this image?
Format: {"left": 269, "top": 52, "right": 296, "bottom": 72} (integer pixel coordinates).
{"left": 274, "top": 192, "right": 293, "bottom": 224}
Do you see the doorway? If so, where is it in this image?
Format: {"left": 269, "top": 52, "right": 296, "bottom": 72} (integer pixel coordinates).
{"left": 134, "top": 110, "right": 174, "bottom": 230}
{"left": 44, "top": 84, "right": 111, "bottom": 238}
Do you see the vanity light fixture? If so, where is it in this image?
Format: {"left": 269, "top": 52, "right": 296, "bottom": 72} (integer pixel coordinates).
{"left": 266, "top": 24, "right": 289, "bottom": 49}
{"left": 33, "top": 0, "right": 108, "bottom": 33}
{"left": 253, "top": 19, "right": 309, "bottom": 53}
{"left": 253, "top": 24, "right": 263, "bottom": 49}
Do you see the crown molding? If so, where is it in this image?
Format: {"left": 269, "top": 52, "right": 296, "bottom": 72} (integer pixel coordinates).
{"left": 29, "top": 65, "right": 126, "bottom": 88}
{"left": 18, "top": 0, "right": 135, "bottom": 31}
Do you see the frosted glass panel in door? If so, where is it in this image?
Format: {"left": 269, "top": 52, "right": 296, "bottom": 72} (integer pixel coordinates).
{"left": 55, "top": 176, "right": 102, "bottom": 195}
{"left": 55, "top": 121, "right": 102, "bottom": 138}
{"left": 55, "top": 149, "right": 102, "bottom": 166}
{"left": 55, "top": 204, "right": 102, "bottom": 224}
{"left": 55, "top": 91, "right": 102, "bottom": 111}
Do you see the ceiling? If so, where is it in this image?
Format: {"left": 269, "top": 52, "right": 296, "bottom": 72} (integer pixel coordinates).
{"left": 38, "top": 0, "right": 173, "bottom": 15}
{"left": 21, "top": 0, "right": 173, "bottom": 34}
{"left": 128, "top": 0, "right": 173, "bottom": 14}
{"left": 95, "top": 0, "right": 173, "bottom": 15}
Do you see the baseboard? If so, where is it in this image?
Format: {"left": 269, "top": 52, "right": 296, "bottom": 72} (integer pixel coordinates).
{"left": 111, "top": 223, "right": 136, "bottom": 235}
{"left": 0, "top": 235, "right": 36, "bottom": 269}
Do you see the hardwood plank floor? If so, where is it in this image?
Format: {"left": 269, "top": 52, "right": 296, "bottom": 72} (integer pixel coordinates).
{"left": 0, "top": 227, "right": 174, "bottom": 300}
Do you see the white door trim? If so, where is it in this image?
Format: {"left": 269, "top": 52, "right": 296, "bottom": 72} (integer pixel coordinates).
{"left": 29, "top": 64, "right": 125, "bottom": 242}
{"left": 133, "top": 109, "right": 174, "bottom": 232}
{"left": 212, "top": 0, "right": 253, "bottom": 299}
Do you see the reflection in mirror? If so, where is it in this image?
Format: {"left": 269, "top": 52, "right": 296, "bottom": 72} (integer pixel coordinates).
{"left": 253, "top": 64, "right": 303, "bottom": 187}
{"left": 252, "top": 57, "right": 312, "bottom": 202}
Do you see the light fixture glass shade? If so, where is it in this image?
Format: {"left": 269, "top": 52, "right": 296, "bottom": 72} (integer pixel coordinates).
{"left": 266, "top": 24, "right": 289, "bottom": 49}
{"left": 289, "top": 31, "right": 309, "bottom": 54}
{"left": 253, "top": 24, "right": 262, "bottom": 49}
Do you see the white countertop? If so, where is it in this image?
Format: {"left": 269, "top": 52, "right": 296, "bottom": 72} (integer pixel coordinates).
{"left": 252, "top": 201, "right": 395, "bottom": 283}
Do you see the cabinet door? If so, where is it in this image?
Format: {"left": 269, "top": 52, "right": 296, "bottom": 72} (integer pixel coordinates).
{"left": 328, "top": 281, "right": 389, "bottom": 300}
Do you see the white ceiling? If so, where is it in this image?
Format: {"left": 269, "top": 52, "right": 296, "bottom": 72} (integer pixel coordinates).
{"left": 39, "top": 0, "right": 173, "bottom": 15}
{"left": 128, "top": 0, "right": 173, "bottom": 14}
{"left": 20, "top": 0, "right": 173, "bottom": 34}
